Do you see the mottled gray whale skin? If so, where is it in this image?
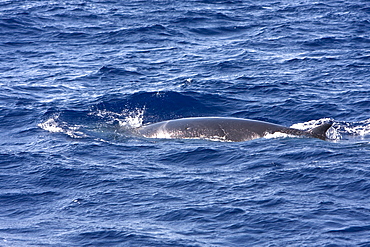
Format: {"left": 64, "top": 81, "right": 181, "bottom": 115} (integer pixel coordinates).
{"left": 137, "top": 117, "right": 332, "bottom": 142}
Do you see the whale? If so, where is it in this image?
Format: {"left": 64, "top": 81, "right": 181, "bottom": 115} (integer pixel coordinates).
{"left": 137, "top": 117, "right": 333, "bottom": 142}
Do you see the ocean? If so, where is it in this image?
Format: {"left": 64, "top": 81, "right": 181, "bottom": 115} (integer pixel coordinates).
{"left": 1, "top": 0, "right": 370, "bottom": 246}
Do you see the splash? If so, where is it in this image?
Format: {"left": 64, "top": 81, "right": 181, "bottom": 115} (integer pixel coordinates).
{"left": 121, "top": 108, "right": 145, "bottom": 129}
{"left": 38, "top": 108, "right": 145, "bottom": 141}
{"left": 38, "top": 115, "right": 63, "bottom": 133}
{"left": 38, "top": 114, "right": 88, "bottom": 139}
{"left": 91, "top": 108, "right": 144, "bottom": 129}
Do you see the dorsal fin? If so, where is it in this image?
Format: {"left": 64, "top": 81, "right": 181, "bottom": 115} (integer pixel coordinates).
{"left": 307, "top": 122, "right": 333, "bottom": 140}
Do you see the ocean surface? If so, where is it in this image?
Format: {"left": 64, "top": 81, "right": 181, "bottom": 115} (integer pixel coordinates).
{"left": 1, "top": 0, "right": 370, "bottom": 246}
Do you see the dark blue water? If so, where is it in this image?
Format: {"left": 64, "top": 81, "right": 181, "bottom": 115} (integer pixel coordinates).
{"left": 1, "top": 0, "right": 370, "bottom": 246}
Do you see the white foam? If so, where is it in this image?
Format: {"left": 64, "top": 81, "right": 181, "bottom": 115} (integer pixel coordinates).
{"left": 148, "top": 129, "right": 173, "bottom": 139}
{"left": 335, "top": 119, "right": 370, "bottom": 140}
{"left": 264, "top": 132, "right": 296, "bottom": 139}
{"left": 38, "top": 115, "right": 64, "bottom": 133}
{"left": 38, "top": 115, "right": 88, "bottom": 139}
{"left": 153, "top": 134, "right": 233, "bottom": 142}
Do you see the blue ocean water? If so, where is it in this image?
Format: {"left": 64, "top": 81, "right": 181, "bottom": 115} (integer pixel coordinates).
{"left": 1, "top": 0, "right": 370, "bottom": 246}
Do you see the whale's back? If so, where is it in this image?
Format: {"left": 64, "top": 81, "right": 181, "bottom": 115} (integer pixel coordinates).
{"left": 138, "top": 117, "right": 329, "bottom": 142}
